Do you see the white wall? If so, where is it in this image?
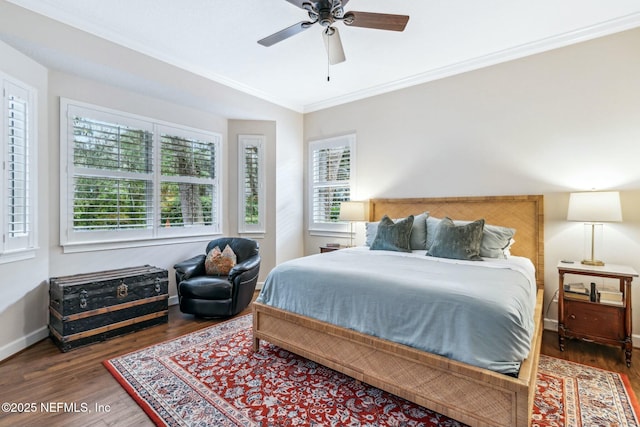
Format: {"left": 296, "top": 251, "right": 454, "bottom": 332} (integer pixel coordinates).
{"left": 228, "top": 119, "right": 277, "bottom": 284}
{"left": 303, "top": 28, "right": 640, "bottom": 333}
{"left": 0, "top": 2, "right": 304, "bottom": 360}
{"left": 0, "top": 41, "right": 50, "bottom": 360}
{"left": 2, "top": 0, "right": 639, "bottom": 361}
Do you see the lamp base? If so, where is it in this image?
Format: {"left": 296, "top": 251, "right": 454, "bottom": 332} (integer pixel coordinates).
{"left": 581, "top": 259, "right": 604, "bottom": 266}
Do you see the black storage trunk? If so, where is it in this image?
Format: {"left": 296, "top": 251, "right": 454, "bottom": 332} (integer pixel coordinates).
{"left": 49, "top": 265, "right": 169, "bottom": 352}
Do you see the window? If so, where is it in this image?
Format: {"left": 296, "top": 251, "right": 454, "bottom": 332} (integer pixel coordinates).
{"left": 60, "top": 99, "right": 221, "bottom": 249}
{"left": 159, "top": 126, "right": 218, "bottom": 230}
{"left": 1, "top": 76, "right": 37, "bottom": 262}
{"left": 238, "top": 135, "right": 265, "bottom": 234}
{"left": 308, "top": 133, "right": 355, "bottom": 232}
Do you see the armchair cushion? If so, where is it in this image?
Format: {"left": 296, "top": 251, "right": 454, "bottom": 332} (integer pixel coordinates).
{"left": 179, "top": 276, "right": 231, "bottom": 300}
{"left": 205, "top": 244, "right": 237, "bottom": 275}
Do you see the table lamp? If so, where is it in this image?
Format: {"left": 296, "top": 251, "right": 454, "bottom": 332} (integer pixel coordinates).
{"left": 339, "top": 201, "right": 367, "bottom": 247}
{"left": 567, "top": 191, "right": 622, "bottom": 266}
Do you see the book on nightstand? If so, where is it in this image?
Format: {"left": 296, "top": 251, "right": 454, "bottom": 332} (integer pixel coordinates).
{"left": 598, "top": 289, "right": 624, "bottom": 306}
{"left": 563, "top": 282, "right": 591, "bottom": 301}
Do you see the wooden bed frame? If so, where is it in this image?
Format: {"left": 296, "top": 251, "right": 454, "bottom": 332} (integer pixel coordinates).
{"left": 253, "top": 195, "right": 544, "bottom": 427}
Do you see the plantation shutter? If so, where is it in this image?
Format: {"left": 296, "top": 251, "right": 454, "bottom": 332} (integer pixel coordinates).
{"left": 70, "top": 115, "right": 153, "bottom": 231}
{"left": 3, "top": 80, "right": 34, "bottom": 252}
{"left": 61, "top": 99, "right": 223, "bottom": 247}
{"left": 159, "top": 130, "right": 219, "bottom": 229}
{"left": 309, "top": 134, "right": 354, "bottom": 231}
{"left": 238, "top": 135, "right": 265, "bottom": 233}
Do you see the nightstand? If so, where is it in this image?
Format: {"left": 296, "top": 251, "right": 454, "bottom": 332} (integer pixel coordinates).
{"left": 319, "top": 245, "right": 344, "bottom": 253}
{"left": 557, "top": 261, "right": 638, "bottom": 367}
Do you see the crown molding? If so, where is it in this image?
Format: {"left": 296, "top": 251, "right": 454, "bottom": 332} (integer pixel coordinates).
{"left": 302, "top": 12, "right": 640, "bottom": 113}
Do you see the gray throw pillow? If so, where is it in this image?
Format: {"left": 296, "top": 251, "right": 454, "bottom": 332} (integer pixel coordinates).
{"left": 370, "top": 215, "right": 414, "bottom": 252}
{"left": 428, "top": 217, "right": 485, "bottom": 261}
{"left": 426, "top": 216, "right": 515, "bottom": 258}
{"left": 479, "top": 224, "right": 516, "bottom": 258}
{"left": 365, "top": 221, "right": 379, "bottom": 246}
{"left": 409, "top": 212, "right": 429, "bottom": 250}
{"left": 366, "top": 212, "right": 428, "bottom": 249}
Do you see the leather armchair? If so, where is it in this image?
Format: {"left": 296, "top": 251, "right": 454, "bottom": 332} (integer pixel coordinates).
{"left": 174, "top": 237, "right": 260, "bottom": 317}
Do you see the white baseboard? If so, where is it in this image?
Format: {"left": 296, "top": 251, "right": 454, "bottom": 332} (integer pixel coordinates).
{"left": 0, "top": 326, "right": 49, "bottom": 363}
{"left": 168, "top": 295, "right": 179, "bottom": 306}
{"left": 543, "top": 317, "right": 558, "bottom": 332}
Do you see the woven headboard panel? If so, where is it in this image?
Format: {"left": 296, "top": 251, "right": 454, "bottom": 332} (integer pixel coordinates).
{"left": 368, "top": 195, "right": 544, "bottom": 289}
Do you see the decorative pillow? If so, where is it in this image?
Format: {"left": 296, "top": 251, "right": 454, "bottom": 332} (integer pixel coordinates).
{"left": 479, "top": 224, "right": 516, "bottom": 258}
{"left": 205, "top": 244, "right": 237, "bottom": 275}
{"left": 409, "top": 212, "right": 429, "bottom": 250}
{"left": 428, "top": 217, "right": 485, "bottom": 261}
{"left": 426, "top": 216, "right": 516, "bottom": 259}
{"left": 365, "top": 221, "right": 379, "bottom": 247}
{"left": 366, "top": 212, "right": 429, "bottom": 250}
{"left": 370, "top": 215, "right": 414, "bottom": 252}
{"left": 425, "top": 215, "right": 442, "bottom": 250}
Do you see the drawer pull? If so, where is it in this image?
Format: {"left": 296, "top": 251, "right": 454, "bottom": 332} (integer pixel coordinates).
{"left": 569, "top": 314, "right": 576, "bottom": 320}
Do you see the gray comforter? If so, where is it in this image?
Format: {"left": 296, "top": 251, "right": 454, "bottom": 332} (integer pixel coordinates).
{"left": 256, "top": 246, "right": 537, "bottom": 374}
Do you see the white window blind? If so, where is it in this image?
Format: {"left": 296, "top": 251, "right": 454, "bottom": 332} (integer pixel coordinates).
{"left": 71, "top": 115, "right": 153, "bottom": 232}
{"left": 2, "top": 77, "right": 36, "bottom": 259}
{"left": 160, "top": 130, "right": 218, "bottom": 229}
{"left": 61, "top": 99, "right": 221, "bottom": 248}
{"left": 238, "top": 135, "right": 265, "bottom": 233}
{"left": 309, "top": 134, "right": 355, "bottom": 232}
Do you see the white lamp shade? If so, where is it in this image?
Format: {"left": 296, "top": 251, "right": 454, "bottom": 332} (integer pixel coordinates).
{"left": 567, "top": 191, "right": 622, "bottom": 222}
{"left": 339, "top": 201, "right": 367, "bottom": 222}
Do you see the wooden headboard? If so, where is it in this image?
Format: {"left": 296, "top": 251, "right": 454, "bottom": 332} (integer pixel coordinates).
{"left": 368, "top": 195, "right": 544, "bottom": 289}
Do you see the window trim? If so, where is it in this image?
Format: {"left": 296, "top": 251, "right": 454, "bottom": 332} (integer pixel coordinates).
{"left": 60, "top": 98, "right": 222, "bottom": 250}
{"left": 0, "top": 73, "right": 38, "bottom": 263}
{"left": 238, "top": 134, "right": 266, "bottom": 234}
{"left": 308, "top": 133, "right": 355, "bottom": 234}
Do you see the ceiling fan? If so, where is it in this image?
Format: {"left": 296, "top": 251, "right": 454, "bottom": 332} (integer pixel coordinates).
{"left": 258, "top": 0, "right": 409, "bottom": 65}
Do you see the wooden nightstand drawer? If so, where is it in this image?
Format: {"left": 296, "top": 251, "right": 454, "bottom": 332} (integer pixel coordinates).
{"left": 564, "top": 299, "right": 625, "bottom": 340}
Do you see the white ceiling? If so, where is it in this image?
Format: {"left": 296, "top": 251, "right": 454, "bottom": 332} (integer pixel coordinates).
{"left": 5, "top": 0, "right": 640, "bottom": 112}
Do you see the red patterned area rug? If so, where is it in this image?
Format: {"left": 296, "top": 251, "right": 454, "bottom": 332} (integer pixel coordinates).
{"left": 104, "top": 315, "right": 639, "bottom": 427}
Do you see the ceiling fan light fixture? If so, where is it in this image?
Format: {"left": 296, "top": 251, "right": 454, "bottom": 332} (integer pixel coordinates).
{"left": 323, "top": 26, "right": 345, "bottom": 65}
{"left": 258, "top": 0, "right": 409, "bottom": 69}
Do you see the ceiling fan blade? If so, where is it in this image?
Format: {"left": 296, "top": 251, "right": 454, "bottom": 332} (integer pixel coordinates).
{"left": 322, "top": 27, "right": 346, "bottom": 65}
{"left": 258, "top": 21, "right": 314, "bottom": 47}
{"left": 343, "top": 11, "right": 409, "bottom": 31}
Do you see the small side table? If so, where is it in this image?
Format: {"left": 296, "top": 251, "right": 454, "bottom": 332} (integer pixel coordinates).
{"left": 557, "top": 261, "right": 638, "bottom": 367}
{"left": 319, "top": 245, "right": 344, "bottom": 253}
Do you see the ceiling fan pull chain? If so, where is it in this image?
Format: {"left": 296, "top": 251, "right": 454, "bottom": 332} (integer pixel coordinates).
{"left": 327, "top": 32, "right": 331, "bottom": 81}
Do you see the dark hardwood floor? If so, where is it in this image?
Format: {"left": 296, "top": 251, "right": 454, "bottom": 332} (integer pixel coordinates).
{"left": 1, "top": 298, "right": 639, "bottom": 427}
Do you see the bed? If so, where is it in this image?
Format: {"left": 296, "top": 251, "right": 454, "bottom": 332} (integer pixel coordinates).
{"left": 253, "top": 195, "right": 544, "bottom": 427}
